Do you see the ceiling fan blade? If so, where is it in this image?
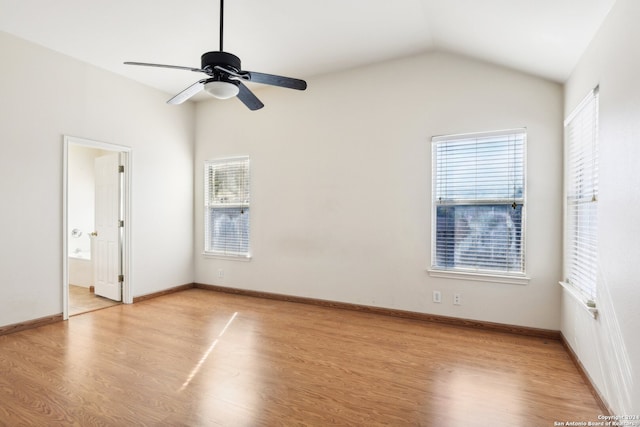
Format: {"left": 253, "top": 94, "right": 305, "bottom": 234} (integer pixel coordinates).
{"left": 124, "top": 61, "right": 204, "bottom": 73}
{"left": 244, "top": 71, "right": 307, "bottom": 90}
{"left": 167, "top": 79, "right": 207, "bottom": 104}
{"left": 236, "top": 82, "right": 264, "bottom": 111}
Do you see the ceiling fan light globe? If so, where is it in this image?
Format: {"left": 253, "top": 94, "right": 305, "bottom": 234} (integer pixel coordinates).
{"left": 205, "top": 81, "right": 239, "bottom": 99}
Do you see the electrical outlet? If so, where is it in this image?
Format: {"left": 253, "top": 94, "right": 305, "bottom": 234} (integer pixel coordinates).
{"left": 217, "top": 269, "right": 224, "bottom": 279}
{"left": 453, "top": 293, "right": 461, "bottom": 305}
{"left": 433, "top": 291, "right": 442, "bottom": 303}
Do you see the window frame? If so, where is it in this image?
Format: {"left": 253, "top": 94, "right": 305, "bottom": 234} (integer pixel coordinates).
{"left": 428, "top": 129, "right": 529, "bottom": 284}
{"left": 203, "top": 156, "right": 251, "bottom": 260}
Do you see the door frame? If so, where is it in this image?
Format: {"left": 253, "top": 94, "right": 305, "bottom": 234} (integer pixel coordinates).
{"left": 62, "top": 135, "right": 133, "bottom": 320}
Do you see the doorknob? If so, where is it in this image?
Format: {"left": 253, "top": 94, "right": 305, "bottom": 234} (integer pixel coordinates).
{"left": 90, "top": 231, "right": 98, "bottom": 237}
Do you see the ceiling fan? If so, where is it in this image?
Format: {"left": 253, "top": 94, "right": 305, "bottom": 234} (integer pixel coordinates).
{"left": 124, "top": 0, "right": 307, "bottom": 110}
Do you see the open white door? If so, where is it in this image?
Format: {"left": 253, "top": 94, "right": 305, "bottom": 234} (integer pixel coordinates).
{"left": 94, "top": 153, "right": 122, "bottom": 301}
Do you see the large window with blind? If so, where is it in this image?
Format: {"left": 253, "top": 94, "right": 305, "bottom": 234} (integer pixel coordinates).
{"left": 563, "top": 87, "right": 599, "bottom": 305}
{"left": 204, "top": 156, "right": 251, "bottom": 258}
{"left": 431, "top": 129, "right": 526, "bottom": 279}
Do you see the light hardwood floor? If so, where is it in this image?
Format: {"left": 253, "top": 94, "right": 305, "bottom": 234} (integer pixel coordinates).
{"left": 0, "top": 289, "right": 604, "bottom": 426}
{"left": 69, "top": 284, "right": 120, "bottom": 316}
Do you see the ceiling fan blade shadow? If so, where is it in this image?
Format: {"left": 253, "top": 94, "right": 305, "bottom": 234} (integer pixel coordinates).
{"left": 236, "top": 82, "right": 264, "bottom": 110}
{"left": 245, "top": 71, "right": 307, "bottom": 90}
{"left": 124, "top": 61, "right": 205, "bottom": 73}
{"left": 167, "top": 79, "right": 208, "bottom": 104}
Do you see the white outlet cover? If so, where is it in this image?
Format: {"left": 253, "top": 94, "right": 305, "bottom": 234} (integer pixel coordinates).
{"left": 433, "top": 291, "right": 442, "bottom": 303}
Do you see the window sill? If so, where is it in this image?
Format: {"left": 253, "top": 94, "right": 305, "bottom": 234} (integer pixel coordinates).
{"left": 427, "top": 268, "right": 530, "bottom": 285}
{"left": 559, "top": 281, "right": 598, "bottom": 319}
{"left": 202, "top": 252, "right": 252, "bottom": 262}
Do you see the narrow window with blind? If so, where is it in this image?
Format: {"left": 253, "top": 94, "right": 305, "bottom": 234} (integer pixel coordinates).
{"left": 563, "top": 87, "right": 599, "bottom": 306}
{"left": 204, "top": 156, "right": 251, "bottom": 258}
{"left": 431, "top": 129, "right": 526, "bottom": 279}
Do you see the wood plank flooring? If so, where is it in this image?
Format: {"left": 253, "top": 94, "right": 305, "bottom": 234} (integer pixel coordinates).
{"left": 0, "top": 289, "right": 604, "bottom": 426}
{"left": 69, "top": 284, "right": 120, "bottom": 316}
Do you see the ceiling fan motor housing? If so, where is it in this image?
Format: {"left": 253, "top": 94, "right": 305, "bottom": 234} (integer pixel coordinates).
{"left": 202, "top": 51, "right": 241, "bottom": 73}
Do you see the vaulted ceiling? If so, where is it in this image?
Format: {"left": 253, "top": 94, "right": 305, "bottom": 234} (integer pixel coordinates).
{"left": 0, "top": 0, "right": 616, "bottom": 99}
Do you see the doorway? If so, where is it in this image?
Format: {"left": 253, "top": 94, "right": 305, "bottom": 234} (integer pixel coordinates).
{"left": 62, "top": 136, "right": 132, "bottom": 319}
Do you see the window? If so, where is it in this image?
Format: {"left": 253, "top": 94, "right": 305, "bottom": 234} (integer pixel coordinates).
{"left": 204, "top": 156, "right": 250, "bottom": 258}
{"left": 431, "top": 129, "right": 526, "bottom": 279}
{"left": 563, "top": 87, "right": 599, "bottom": 304}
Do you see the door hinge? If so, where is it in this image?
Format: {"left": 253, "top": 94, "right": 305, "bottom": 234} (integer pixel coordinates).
{"left": 119, "top": 220, "right": 124, "bottom": 228}
{"left": 118, "top": 165, "right": 125, "bottom": 173}
{"left": 118, "top": 274, "right": 124, "bottom": 283}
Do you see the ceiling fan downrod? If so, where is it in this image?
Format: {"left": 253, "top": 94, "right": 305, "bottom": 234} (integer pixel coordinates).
{"left": 219, "top": 0, "right": 224, "bottom": 52}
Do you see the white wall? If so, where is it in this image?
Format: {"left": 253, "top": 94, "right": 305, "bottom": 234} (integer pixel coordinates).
{"left": 0, "top": 32, "right": 195, "bottom": 327}
{"left": 562, "top": 0, "right": 640, "bottom": 415}
{"left": 195, "top": 51, "right": 564, "bottom": 330}
{"left": 68, "top": 145, "right": 104, "bottom": 256}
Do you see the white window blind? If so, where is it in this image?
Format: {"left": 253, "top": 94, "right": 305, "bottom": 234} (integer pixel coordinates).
{"left": 204, "top": 156, "right": 250, "bottom": 258}
{"left": 564, "top": 87, "right": 599, "bottom": 302}
{"left": 432, "top": 129, "right": 526, "bottom": 275}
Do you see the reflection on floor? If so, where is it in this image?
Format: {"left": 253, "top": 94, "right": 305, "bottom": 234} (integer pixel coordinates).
{"left": 69, "top": 284, "right": 120, "bottom": 316}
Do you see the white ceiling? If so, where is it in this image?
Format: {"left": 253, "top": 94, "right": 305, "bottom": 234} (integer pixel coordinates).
{"left": 0, "top": 0, "right": 616, "bottom": 99}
